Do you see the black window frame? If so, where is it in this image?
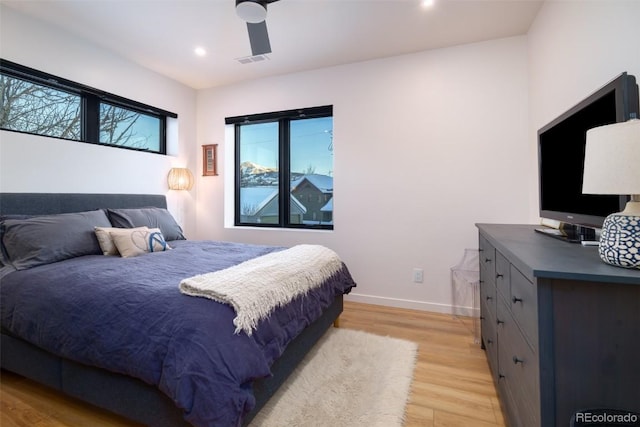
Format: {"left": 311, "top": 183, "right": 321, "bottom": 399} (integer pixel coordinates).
{"left": 226, "top": 105, "right": 333, "bottom": 230}
{"left": 0, "top": 59, "right": 177, "bottom": 154}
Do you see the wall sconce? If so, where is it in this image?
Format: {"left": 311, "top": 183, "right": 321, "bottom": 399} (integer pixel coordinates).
{"left": 583, "top": 118, "right": 640, "bottom": 269}
{"left": 167, "top": 167, "right": 194, "bottom": 191}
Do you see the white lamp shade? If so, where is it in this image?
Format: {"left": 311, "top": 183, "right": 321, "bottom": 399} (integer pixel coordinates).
{"left": 167, "top": 168, "right": 194, "bottom": 191}
{"left": 582, "top": 118, "right": 640, "bottom": 195}
{"left": 236, "top": 1, "right": 267, "bottom": 23}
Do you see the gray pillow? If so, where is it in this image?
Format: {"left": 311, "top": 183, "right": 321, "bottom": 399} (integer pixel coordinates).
{"left": 0, "top": 214, "right": 34, "bottom": 269}
{"left": 107, "top": 207, "right": 185, "bottom": 241}
{"left": 2, "top": 210, "right": 111, "bottom": 270}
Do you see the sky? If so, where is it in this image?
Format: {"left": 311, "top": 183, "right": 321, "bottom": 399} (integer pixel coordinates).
{"left": 239, "top": 116, "right": 333, "bottom": 176}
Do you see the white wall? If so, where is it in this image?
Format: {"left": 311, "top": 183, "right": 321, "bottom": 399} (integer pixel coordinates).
{"left": 10, "top": 0, "right": 635, "bottom": 315}
{"left": 527, "top": 0, "right": 640, "bottom": 223}
{"left": 197, "top": 36, "right": 531, "bottom": 313}
{"left": 0, "top": 5, "right": 198, "bottom": 236}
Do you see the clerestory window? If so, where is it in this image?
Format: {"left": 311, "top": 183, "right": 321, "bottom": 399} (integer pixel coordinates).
{"left": 0, "top": 59, "right": 175, "bottom": 154}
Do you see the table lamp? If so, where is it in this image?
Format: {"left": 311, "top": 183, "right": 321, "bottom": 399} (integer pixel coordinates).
{"left": 582, "top": 118, "right": 640, "bottom": 269}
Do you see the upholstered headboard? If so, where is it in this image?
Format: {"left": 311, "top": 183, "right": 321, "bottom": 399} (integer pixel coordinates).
{"left": 0, "top": 193, "right": 167, "bottom": 215}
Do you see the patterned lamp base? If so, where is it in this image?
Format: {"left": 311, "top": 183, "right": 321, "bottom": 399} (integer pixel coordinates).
{"left": 598, "top": 214, "right": 640, "bottom": 269}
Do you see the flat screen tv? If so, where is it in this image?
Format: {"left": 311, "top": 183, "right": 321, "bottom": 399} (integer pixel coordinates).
{"left": 538, "top": 72, "right": 639, "bottom": 231}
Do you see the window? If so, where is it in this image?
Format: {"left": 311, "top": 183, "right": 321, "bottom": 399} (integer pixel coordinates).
{"left": 0, "top": 74, "right": 81, "bottom": 140}
{"left": 226, "top": 105, "right": 333, "bottom": 230}
{"left": 0, "top": 59, "right": 175, "bottom": 154}
{"left": 99, "top": 103, "right": 162, "bottom": 152}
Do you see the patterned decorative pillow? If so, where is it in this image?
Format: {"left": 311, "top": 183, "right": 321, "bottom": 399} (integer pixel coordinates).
{"left": 94, "top": 226, "right": 148, "bottom": 256}
{"left": 109, "top": 227, "right": 171, "bottom": 258}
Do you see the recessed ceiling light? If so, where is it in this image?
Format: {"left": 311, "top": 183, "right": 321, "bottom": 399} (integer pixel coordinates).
{"left": 194, "top": 47, "right": 207, "bottom": 57}
{"left": 421, "top": 0, "right": 434, "bottom": 8}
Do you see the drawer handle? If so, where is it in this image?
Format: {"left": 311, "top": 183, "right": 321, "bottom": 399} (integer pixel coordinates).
{"left": 485, "top": 258, "right": 492, "bottom": 263}
{"left": 496, "top": 273, "right": 504, "bottom": 279}
{"left": 499, "top": 374, "right": 505, "bottom": 380}
{"left": 487, "top": 339, "right": 493, "bottom": 345}
{"left": 480, "top": 316, "right": 485, "bottom": 320}
{"left": 497, "top": 319, "right": 504, "bottom": 325}
{"left": 486, "top": 296, "right": 493, "bottom": 301}
{"left": 513, "top": 356, "right": 524, "bottom": 365}
{"left": 512, "top": 296, "right": 523, "bottom": 304}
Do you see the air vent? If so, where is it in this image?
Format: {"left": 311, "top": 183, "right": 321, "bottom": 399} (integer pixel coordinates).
{"left": 236, "top": 54, "right": 270, "bottom": 64}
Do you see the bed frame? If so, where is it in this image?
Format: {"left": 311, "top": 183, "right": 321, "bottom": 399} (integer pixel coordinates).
{"left": 0, "top": 193, "right": 343, "bottom": 427}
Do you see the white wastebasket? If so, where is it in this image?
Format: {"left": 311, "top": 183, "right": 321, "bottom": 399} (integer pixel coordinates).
{"left": 451, "top": 248, "right": 480, "bottom": 344}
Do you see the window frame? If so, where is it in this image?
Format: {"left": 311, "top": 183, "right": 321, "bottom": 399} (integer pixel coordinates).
{"left": 226, "top": 105, "right": 333, "bottom": 230}
{"left": 0, "top": 59, "right": 176, "bottom": 154}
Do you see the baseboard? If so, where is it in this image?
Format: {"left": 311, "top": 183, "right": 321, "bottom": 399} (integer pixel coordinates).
{"left": 345, "top": 292, "right": 478, "bottom": 317}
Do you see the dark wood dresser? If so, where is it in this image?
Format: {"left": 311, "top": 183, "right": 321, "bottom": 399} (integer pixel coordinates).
{"left": 476, "top": 224, "right": 640, "bottom": 427}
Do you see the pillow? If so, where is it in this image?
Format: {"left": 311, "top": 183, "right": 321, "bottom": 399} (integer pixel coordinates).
{"left": 109, "top": 227, "right": 171, "bottom": 258}
{"left": 94, "top": 226, "right": 148, "bottom": 256}
{"left": 1, "top": 210, "right": 112, "bottom": 270}
{"left": 0, "top": 214, "right": 33, "bottom": 268}
{"left": 107, "top": 207, "right": 185, "bottom": 241}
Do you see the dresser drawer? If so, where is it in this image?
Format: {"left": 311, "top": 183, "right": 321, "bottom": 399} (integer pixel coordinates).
{"left": 479, "top": 235, "right": 496, "bottom": 287}
{"left": 480, "top": 271, "right": 496, "bottom": 320}
{"left": 480, "top": 298, "right": 498, "bottom": 379}
{"left": 509, "top": 265, "right": 538, "bottom": 350}
{"left": 495, "top": 251, "right": 510, "bottom": 301}
{"left": 497, "top": 300, "right": 540, "bottom": 427}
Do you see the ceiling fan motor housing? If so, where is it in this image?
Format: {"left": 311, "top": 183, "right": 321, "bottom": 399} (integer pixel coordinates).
{"left": 236, "top": 0, "right": 268, "bottom": 23}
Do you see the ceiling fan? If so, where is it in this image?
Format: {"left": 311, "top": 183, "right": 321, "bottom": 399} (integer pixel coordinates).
{"left": 235, "top": 0, "right": 281, "bottom": 56}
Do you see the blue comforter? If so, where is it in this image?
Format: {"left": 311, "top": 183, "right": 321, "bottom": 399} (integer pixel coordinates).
{"left": 0, "top": 240, "right": 356, "bottom": 427}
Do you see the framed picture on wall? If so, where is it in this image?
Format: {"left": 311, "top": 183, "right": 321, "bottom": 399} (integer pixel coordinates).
{"left": 202, "top": 144, "right": 218, "bottom": 176}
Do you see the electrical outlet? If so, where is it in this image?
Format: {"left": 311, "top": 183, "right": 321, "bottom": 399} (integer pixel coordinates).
{"left": 413, "top": 268, "right": 424, "bottom": 283}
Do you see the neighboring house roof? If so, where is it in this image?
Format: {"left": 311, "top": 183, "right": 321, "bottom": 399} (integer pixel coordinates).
{"left": 240, "top": 186, "right": 307, "bottom": 215}
{"left": 289, "top": 193, "right": 307, "bottom": 214}
{"left": 291, "top": 174, "right": 333, "bottom": 194}
{"left": 321, "top": 198, "right": 333, "bottom": 212}
{"left": 241, "top": 186, "right": 278, "bottom": 214}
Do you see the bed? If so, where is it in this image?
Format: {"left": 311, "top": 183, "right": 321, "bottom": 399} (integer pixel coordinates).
{"left": 0, "top": 193, "right": 356, "bottom": 427}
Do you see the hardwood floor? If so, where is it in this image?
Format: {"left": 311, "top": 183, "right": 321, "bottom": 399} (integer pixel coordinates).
{"left": 340, "top": 301, "right": 505, "bottom": 427}
{"left": 0, "top": 301, "right": 505, "bottom": 427}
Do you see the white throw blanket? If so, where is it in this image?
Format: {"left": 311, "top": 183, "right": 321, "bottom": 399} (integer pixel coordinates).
{"left": 179, "top": 244, "right": 343, "bottom": 335}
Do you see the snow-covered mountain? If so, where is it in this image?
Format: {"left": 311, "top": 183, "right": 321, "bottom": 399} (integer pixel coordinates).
{"left": 240, "top": 161, "right": 277, "bottom": 175}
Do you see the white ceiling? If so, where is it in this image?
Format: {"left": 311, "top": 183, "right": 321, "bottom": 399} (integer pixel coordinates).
{"left": 1, "top": 0, "right": 544, "bottom": 90}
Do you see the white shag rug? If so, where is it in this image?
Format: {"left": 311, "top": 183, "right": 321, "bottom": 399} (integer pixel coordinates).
{"left": 249, "top": 328, "right": 418, "bottom": 427}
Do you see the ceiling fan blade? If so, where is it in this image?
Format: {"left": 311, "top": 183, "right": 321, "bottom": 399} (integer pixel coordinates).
{"left": 247, "top": 21, "right": 272, "bottom": 56}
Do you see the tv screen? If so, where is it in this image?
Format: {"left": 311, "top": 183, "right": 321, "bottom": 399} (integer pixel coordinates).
{"left": 538, "top": 73, "right": 639, "bottom": 229}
